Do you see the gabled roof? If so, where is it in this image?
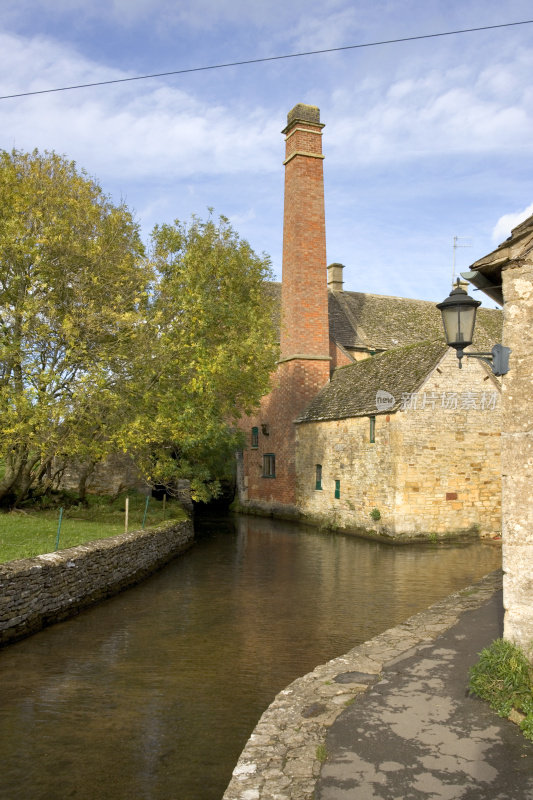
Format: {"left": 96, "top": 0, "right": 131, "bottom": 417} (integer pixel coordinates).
{"left": 269, "top": 281, "right": 501, "bottom": 352}
{"left": 330, "top": 291, "right": 443, "bottom": 350}
{"left": 295, "top": 340, "right": 449, "bottom": 423}
{"left": 330, "top": 290, "right": 501, "bottom": 352}
{"left": 471, "top": 213, "right": 533, "bottom": 272}
{"left": 465, "top": 212, "right": 533, "bottom": 304}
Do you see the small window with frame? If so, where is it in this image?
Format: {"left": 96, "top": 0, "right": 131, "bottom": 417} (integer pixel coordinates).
{"left": 335, "top": 479, "right": 340, "bottom": 499}
{"left": 315, "top": 464, "right": 322, "bottom": 490}
{"left": 263, "top": 453, "right": 276, "bottom": 478}
{"left": 369, "top": 415, "right": 376, "bottom": 444}
{"left": 251, "top": 426, "right": 259, "bottom": 448}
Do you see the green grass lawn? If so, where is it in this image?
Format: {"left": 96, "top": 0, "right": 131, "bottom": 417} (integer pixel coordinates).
{"left": 0, "top": 493, "right": 188, "bottom": 564}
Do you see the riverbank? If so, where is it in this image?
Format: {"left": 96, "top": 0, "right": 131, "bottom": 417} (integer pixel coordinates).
{"left": 0, "top": 519, "right": 194, "bottom": 645}
{"left": 0, "top": 492, "right": 188, "bottom": 562}
{"left": 223, "top": 570, "right": 533, "bottom": 799}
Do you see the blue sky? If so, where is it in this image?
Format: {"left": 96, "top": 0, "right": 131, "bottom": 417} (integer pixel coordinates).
{"left": 1, "top": 1, "right": 532, "bottom": 307}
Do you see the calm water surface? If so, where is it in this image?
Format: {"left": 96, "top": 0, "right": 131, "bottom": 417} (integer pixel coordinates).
{"left": 0, "top": 515, "right": 501, "bottom": 800}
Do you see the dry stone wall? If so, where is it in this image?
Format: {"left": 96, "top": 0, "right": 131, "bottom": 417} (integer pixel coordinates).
{"left": 59, "top": 452, "right": 149, "bottom": 495}
{"left": 0, "top": 519, "right": 193, "bottom": 646}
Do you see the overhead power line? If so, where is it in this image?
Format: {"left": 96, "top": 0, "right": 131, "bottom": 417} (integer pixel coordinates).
{"left": 1, "top": 19, "right": 532, "bottom": 101}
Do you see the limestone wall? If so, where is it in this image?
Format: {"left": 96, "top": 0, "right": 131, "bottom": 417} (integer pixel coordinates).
{"left": 59, "top": 452, "right": 149, "bottom": 496}
{"left": 0, "top": 519, "right": 194, "bottom": 646}
{"left": 295, "top": 414, "right": 396, "bottom": 534}
{"left": 392, "top": 351, "right": 501, "bottom": 537}
{"left": 501, "top": 259, "right": 533, "bottom": 654}
{"left": 295, "top": 350, "right": 501, "bottom": 539}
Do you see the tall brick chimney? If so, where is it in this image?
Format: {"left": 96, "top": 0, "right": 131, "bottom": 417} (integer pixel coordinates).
{"left": 238, "top": 104, "right": 331, "bottom": 511}
{"left": 280, "top": 104, "right": 330, "bottom": 369}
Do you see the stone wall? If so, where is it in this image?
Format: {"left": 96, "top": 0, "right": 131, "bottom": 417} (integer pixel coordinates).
{"left": 501, "top": 258, "right": 533, "bottom": 653}
{"left": 0, "top": 519, "right": 194, "bottom": 646}
{"left": 295, "top": 350, "right": 502, "bottom": 540}
{"left": 59, "top": 452, "right": 149, "bottom": 496}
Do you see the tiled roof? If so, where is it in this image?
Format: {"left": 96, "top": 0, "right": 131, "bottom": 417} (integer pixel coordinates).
{"left": 473, "top": 212, "right": 533, "bottom": 268}
{"left": 329, "top": 290, "right": 501, "bottom": 351}
{"left": 268, "top": 282, "right": 501, "bottom": 352}
{"left": 468, "top": 212, "right": 533, "bottom": 302}
{"left": 295, "top": 340, "right": 449, "bottom": 423}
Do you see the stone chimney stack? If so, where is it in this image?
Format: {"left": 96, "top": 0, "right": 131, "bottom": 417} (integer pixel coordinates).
{"left": 280, "top": 104, "right": 330, "bottom": 366}
{"left": 327, "top": 263, "right": 344, "bottom": 292}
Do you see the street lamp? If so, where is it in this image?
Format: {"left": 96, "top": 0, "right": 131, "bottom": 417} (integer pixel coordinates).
{"left": 436, "top": 280, "right": 511, "bottom": 376}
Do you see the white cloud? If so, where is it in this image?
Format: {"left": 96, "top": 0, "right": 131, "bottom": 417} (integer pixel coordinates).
{"left": 492, "top": 203, "right": 533, "bottom": 243}
{"left": 0, "top": 33, "right": 280, "bottom": 182}
{"left": 326, "top": 47, "right": 533, "bottom": 166}
{"left": 289, "top": 5, "right": 362, "bottom": 51}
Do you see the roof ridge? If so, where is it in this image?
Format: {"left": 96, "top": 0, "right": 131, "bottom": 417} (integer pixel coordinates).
{"left": 342, "top": 289, "right": 438, "bottom": 305}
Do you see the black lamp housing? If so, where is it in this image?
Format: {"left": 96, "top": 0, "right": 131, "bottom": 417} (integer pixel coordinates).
{"left": 436, "top": 280, "right": 510, "bottom": 375}
{"left": 436, "top": 282, "right": 481, "bottom": 365}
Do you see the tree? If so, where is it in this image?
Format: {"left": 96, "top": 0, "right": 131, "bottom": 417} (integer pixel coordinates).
{"left": 0, "top": 149, "right": 149, "bottom": 505}
{"left": 1, "top": 153, "right": 278, "bottom": 506}
{"left": 119, "top": 213, "right": 279, "bottom": 501}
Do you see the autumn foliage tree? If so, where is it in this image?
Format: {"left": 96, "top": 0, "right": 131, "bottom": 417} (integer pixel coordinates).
{"left": 0, "top": 150, "right": 278, "bottom": 505}
{"left": 0, "top": 149, "right": 149, "bottom": 505}
{"left": 121, "top": 214, "right": 278, "bottom": 501}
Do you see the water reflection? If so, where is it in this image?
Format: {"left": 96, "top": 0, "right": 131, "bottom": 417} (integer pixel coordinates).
{"left": 0, "top": 515, "right": 501, "bottom": 800}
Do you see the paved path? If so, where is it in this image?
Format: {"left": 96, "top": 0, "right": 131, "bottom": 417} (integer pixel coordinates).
{"left": 223, "top": 572, "right": 533, "bottom": 800}
{"left": 316, "top": 589, "right": 533, "bottom": 800}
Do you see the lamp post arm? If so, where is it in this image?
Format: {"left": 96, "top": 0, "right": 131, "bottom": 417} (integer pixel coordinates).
{"left": 460, "top": 344, "right": 511, "bottom": 376}
{"left": 462, "top": 352, "right": 494, "bottom": 371}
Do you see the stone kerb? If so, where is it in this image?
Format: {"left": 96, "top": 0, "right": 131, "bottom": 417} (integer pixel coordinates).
{"left": 0, "top": 519, "right": 194, "bottom": 646}
{"left": 223, "top": 571, "right": 502, "bottom": 800}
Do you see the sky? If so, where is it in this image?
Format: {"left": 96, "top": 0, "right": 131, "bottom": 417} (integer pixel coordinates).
{"left": 1, "top": 1, "right": 532, "bottom": 307}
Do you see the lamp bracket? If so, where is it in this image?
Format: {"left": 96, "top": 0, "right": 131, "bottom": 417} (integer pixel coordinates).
{"left": 455, "top": 343, "right": 511, "bottom": 376}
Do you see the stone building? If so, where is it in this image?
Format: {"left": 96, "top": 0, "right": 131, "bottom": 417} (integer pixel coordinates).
{"left": 295, "top": 342, "right": 501, "bottom": 539}
{"left": 237, "top": 102, "right": 502, "bottom": 541}
{"left": 465, "top": 215, "right": 533, "bottom": 653}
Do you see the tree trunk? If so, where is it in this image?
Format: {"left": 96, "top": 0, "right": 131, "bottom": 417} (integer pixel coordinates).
{"left": 78, "top": 462, "right": 96, "bottom": 502}
{"left": 0, "top": 448, "right": 27, "bottom": 505}
{"left": 14, "top": 454, "right": 42, "bottom": 505}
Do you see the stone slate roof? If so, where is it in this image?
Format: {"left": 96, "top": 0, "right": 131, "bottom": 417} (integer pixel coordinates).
{"left": 329, "top": 290, "right": 501, "bottom": 352}
{"left": 468, "top": 212, "right": 533, "bottom": 303}
{"left": 268, "top": 283, "right": 501, "bottom": 352}
{"left": 472, "top": 212, "right": 533, "bottom": 272}
{"left": 295, "top": 340, "right": 449, "bottom": 423}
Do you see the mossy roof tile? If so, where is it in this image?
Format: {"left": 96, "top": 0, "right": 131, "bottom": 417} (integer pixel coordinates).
{"left": 269, "top": 283, "right": 501, "bottom": 352}
{"left": 295, "top": 340, "right": 449, "bottom": 423}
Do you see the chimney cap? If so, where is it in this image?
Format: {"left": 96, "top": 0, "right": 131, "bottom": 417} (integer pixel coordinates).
{"left": 283, "top": 103, "right": 324, "bottom": 133}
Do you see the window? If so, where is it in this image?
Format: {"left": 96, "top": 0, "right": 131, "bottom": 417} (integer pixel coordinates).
{"left": 335, "top": 479, "right": 340, "bottom": 499}
{"left": 263, "top": 454, "right": 276, "bottom": 478}
{"left": 315, "top": 464, "right": 322, "bottom": 490}
{"left": 251, "top": 426, "right": 259, "bottom": 448}
{"left": 369, "top": 415, "right": 376, "bottom": 444}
